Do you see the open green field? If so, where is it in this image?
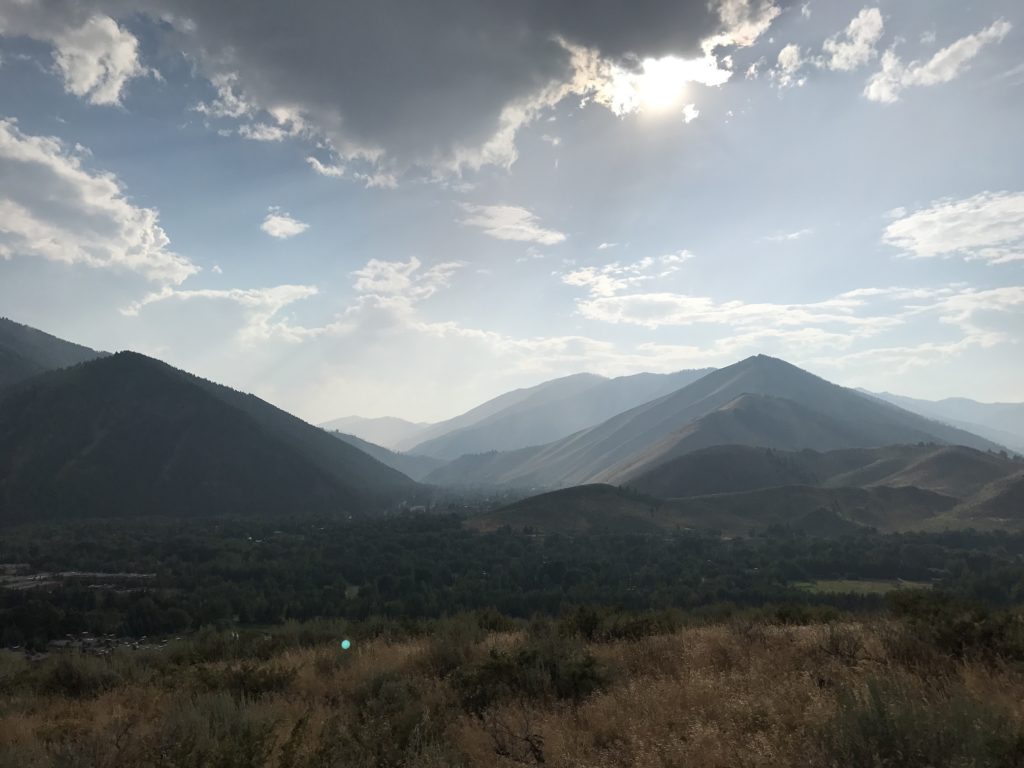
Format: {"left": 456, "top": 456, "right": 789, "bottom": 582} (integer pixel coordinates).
{"left": 794, "top": 579, "right": 932, "bottom": 595}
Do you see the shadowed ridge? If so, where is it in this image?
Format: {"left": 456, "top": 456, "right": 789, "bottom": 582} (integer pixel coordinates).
{"left": 0, "top": 316, "right": 106, "bottom": 391}
{"left": 0, "top": 351, "right": 418, "bottom": 524}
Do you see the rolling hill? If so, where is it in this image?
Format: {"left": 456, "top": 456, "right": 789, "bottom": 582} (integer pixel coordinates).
{"left": 469, "top": 482, "right": 961, "bottom": 536}
{"left": 0, "top": 352, "right": 419, "bottom": 524}
{"left": 466, "top": 485, "right": 666, "bottom": 534}
{"left": 408, "top": 368, "right": 713, "bottom": 460}
{"left": 425, "top": 355, "right": 1001, "bottom": 489}
{"left": 0, "top": 317, "right": 104, "bottom": 391}
{"left": 627, "top": 444, "right": 1021, "bottom": 500}
{"left": 952, "top": 471, "right": 1024, "bottom": 522}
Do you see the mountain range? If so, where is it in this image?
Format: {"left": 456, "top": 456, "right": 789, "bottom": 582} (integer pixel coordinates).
{"left": 424, "top": 355, "right": 1002, "bottom": 489}
{"left": 0, "top": 317, "right": 1021, "bottom": 533}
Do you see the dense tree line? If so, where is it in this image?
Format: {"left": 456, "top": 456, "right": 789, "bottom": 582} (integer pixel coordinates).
{"left": 3, "top": 514, "right": 1024, "bottom": 649}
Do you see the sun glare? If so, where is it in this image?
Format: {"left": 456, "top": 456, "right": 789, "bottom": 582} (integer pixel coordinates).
{"left": 636, "top": 56, "right": 688, "bottom": 113}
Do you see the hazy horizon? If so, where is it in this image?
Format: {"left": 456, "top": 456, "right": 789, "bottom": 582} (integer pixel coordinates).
{"left": 2, "top": 0, "right": 1023, "bottom": 423}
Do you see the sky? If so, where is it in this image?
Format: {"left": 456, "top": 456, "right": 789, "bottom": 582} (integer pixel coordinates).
{"left": 1, "top": 0, "right": 1022, "bottom": 424}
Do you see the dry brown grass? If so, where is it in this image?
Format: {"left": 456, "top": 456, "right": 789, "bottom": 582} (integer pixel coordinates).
{"left": 1, "top": 619, "right": 1023, "bottom": 767}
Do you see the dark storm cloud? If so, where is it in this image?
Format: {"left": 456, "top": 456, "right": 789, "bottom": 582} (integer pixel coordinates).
{"left": 150, "top": 0, "right": 735, "bottom": 166}
{"left": 4, "top": 0, "right": 787, "bottom": 169}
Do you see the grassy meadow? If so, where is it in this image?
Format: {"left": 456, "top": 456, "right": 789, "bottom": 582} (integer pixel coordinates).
{"left": 2, "top": 609, "right": 1024, "bottom": 768}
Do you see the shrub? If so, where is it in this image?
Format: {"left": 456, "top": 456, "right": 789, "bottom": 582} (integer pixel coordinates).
{"left": 41, "top": 654, "right": 120, "bottom": 699}
{"left": 456, "top": 633, "right": 606, "bottom": 715}
{"left": 306, "top": 672, "right": 464, "bottom": 768}
{"left": 196, "top": 662, "right": 295, "bottom": 702}
{"left": 146, "top": 692, "right": 277, "bottom": 768}
{"left": 888, "top": 590, "right": 1024, "bottom": 662}
{"left": 818, "top": 676, "right": 1024, "bottom": 768}
{"left": 419, "top": 615, "right": 484, "bottom": 678}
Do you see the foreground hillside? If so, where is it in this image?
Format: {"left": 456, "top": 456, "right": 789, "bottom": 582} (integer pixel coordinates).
{"left": 0, "top": 352, "right": 418, "bottom": 523}
{"left": 3, "top": 610, "right": 1024, "bottom": 768}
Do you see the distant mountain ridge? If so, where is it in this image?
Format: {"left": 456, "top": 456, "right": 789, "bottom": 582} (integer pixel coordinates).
{"left": 425, "top": 355, "right": 1003, "bottom": 489}
{"left": 318, "top": 415, "right": 430, "bottom": 450}
{"left": 408, "top": 368, "right": 714, "bottom": 460}
{"left": 865, "top": 390, "right": 1024, "bottom": 453}
{"left": 0, "top": 317, "right": 105, "bottom": 391}
{"left": 328, "top": 431, "right": 444, "bottom": 481}
{"left": 399, "top": 373, "right": 608, "bottom": 452}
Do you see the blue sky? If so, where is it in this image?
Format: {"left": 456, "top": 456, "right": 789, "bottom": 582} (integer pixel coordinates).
{"left": 1, "top": 0, "right": 1022, "bottom": 423}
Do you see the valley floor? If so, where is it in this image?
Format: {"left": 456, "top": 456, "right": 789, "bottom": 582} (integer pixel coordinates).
{"left": 2, "top": 614, "right": 1024, "bottom": 767}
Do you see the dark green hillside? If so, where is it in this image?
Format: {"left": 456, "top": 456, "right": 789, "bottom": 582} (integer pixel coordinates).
{"left": 474, "top": 482, "right": 959, "bottom": 536}
{"left": 0, "top": 317, "right": 104, "bottom": 390}
{"left": 466, "top": 484, "right": 665, "bottom": 534}
{"left": 667, "top": 485, "right": 958, "bottom": 534}
{"left": 628, "top": 443, "right": 1021, "bottom": 501}
{"left": 0, "top": 352, "right": 417, "bottom": 523}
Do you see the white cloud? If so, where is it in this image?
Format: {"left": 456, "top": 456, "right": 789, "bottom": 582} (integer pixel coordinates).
{"left": 597, "top": 242, "right": 618, "bottom": 250}
{"left": 574, "top": 290, "right": 902, "bottom": 332}
{"left": 353, "top": 171, "right": 398, "bottom": 190}
{"left": 0, "top": 118, "right": 195, "bottom": 283}
{"left": 460, "top": 204, "right": 566, "bottom": 245}
{"left": 883, "top": 191, "right": 1024, "bottom": 264}
{"left": 772, "top": 43, "right": 805, "bottom": 87}
{"left": 765, "top": 228, "right": 813, "bottom": 241}
{"left": 865, "top": 20, "right": 1011, "bottom": 103}
{"left": 260, "top": 208, "right": 309, "bottom": 239}
{"left": 822, "top": 8, "right": 884, "bottom": 72}
{"left": 0, "top": 10, "right": 150, "bottom": 105}
{"left": 238, "top": 123, "right": 289, "bottom": 142}
{"left": 193, "top": 73, "right": 252, "bottom": 119}
{"left": 121, "top": 284, "right": 320, "bottom": 344}
{"left": 810, "top": 286, "right": 1024, "bottom": 374}
{"left": 352, "top": 257, "right": 462, "bottom": 304}
{"left": 703, "top": 0, "right": 781, "bottom": 53}
{"left": 306, "top": 156, "right": 346, "bottom": 178}
{"left": 562, "top": 252, "right": 693, "bottom": 297}
{"left": 682, "top": 103, "right": 700, "bottom": 123}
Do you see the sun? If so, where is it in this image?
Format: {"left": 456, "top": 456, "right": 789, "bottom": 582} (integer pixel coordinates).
{"left": 636, "top": 56, "right": 688, "bottom": 113}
